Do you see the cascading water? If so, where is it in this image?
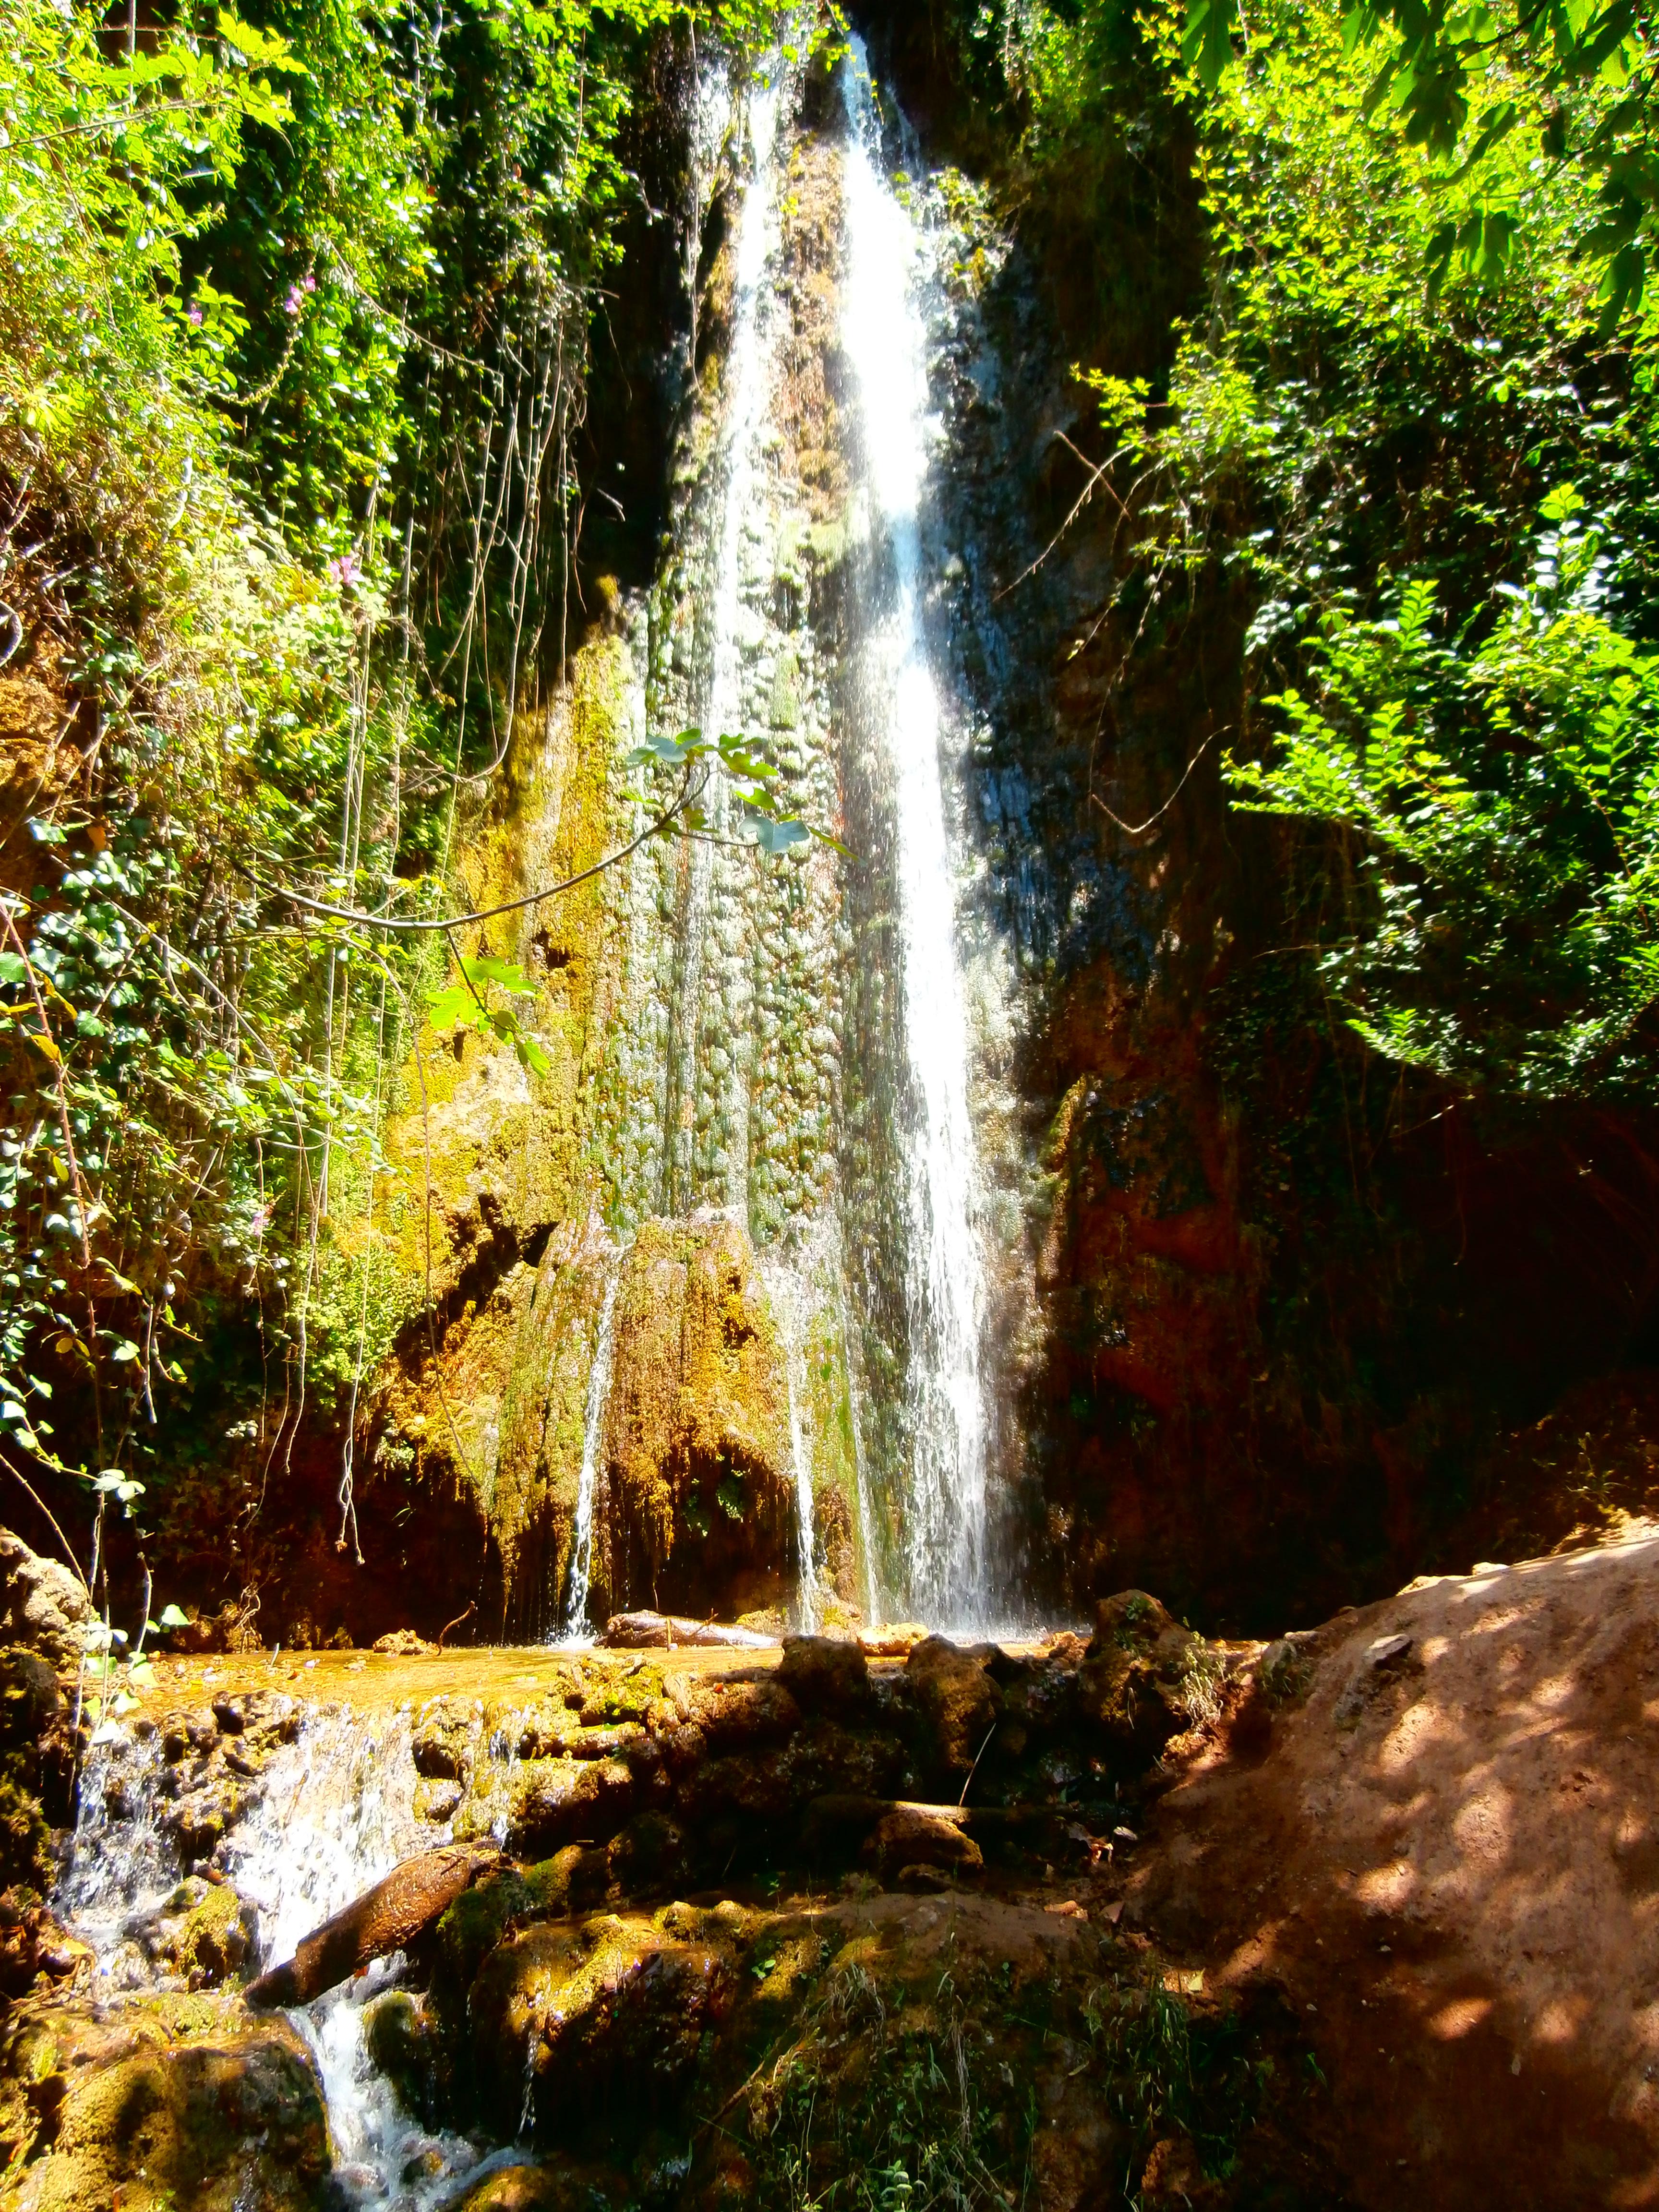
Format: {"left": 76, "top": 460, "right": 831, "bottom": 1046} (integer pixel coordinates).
{"left": 660, "top": 62, "right": 786, "bottom": 1219}
{"left": 561, "top": 1264, "right": 620, "bottom": 1638}
{"left": 840, "top": 37, "right": 989, "bottom": 1625}
{"left": 58, "top": 1701, "right": 532, "bottom": 2210}
{"left": 507, "top": 35, "right": 1040, "bottom": 1639}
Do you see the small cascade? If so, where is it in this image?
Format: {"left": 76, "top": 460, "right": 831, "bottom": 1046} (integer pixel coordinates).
{"left": 55, "top": 1704, "right": 523, "bottom": 2212}
{"left": 841, "top": 36, "right": 989, "bottom": 1625}
{"left": 756, "top": 1244, "right": 817, "bottom": 1629}
{"left": 561, "top": 1264, "right": 621, "bottom": 1639}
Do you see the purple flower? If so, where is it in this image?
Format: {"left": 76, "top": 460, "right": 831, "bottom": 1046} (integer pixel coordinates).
{"left": 284, "top": 285, "right": 302, "bottom": 316}
{"left": 303, "top": 272, "right": 316, "bottom": 293}
{"left": 187, "top": 303, "right": 204, "bottom": 326}
{"left": 327, "top": 552, "right": 363, "bottom": 589}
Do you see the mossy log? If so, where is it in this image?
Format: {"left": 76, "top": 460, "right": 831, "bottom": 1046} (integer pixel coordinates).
{"left": 246, "top": 1846, "right": 497, "bottom": 2008}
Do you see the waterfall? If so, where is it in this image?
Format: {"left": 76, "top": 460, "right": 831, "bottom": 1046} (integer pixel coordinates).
{"left": 562, "top": 1265, "right": 620, "bottom": 1639}
{"left": 517, "top": 35, "right": 1030, "bottom": 1637}
{"left": 841, "top": 38, "right": 989, "bottom": 1626}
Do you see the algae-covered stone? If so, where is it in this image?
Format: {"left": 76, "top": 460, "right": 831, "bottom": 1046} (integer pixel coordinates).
{"left": 466, "top": 1912, "right": 736, "bottom": 2145}
{"left": 496, "top": 1213, "right": 800, "bottom": 1630}
{"left": 140, "top": 1878, "right": 255, "bottom": 1989}
{"left": 1078, "top": 1590, "right": 1201, "bottom": 1761}
{"left": 0, "top": 1645, "right": 61, "bottom": 1892}
{"left": 362, "top": 1987, "right": 441, "bottom": 2123}
{"left": 456, "top": 1755, "right": 637, "bottom": 1857}
{"left": 0, "top": 1991, "right": 330, "bottom": 2208}
{"left": 904, "top": 1637, "right": 1004, "bottom": 1783}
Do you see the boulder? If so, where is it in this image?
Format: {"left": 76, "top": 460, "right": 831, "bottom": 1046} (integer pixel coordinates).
{"left": 0, "top": 1530, "right": 91, "bottom": 1668}
{"left": 864, "top": 1804, "right": 984, "bottom": 1882}
{"left": 362, "top": 1986, "right": 441, "bottom": 2122}
{"left": 132, "top": 1878, "right": 256, "bottom": 1990}
{"left": 467, "top": 1913, "right": 736, "bottom": 2143}
{"left": 1077, "top": 1590, "right": 1201, "bottom": 1762}
{"left": 0, "top": 1993, "right": 331, "bottom": 2208}
{"left": 778, "top": 1634, "right": 871, "bottom": 1717}
{"left": 904, "top": 1636, "right": 1003, "bottom": 1780}
{"left": 682, "top": 1675, "right": 801, "bottom": 1751}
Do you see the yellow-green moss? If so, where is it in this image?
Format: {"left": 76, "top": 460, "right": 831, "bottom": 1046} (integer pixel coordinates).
{"left": 354, "top": 633, "right": 638, "bottom": 1517}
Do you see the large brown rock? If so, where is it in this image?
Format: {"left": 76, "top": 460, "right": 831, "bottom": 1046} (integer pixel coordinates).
{"left": 904, "top": 1636, "right": 1003, "bottom": 1780}
{"left": 1077, "top": 1589, "right": 1201, "bottom": 1762}
{"left": 0, "top": 1531, "right": 91, "bottom": 1669}
{"left": 778, "top": 1634, "right": 871, "bottom": 1717}
{"left": 468, "top": 1913, "right": 736, "bottom": 2143}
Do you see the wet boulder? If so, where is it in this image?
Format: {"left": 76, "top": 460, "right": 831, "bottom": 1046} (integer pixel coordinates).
{"left": 133, "top": 1878, "right": 256, "bottom": 1990}
{"left": 459, "top": 1755, "right": 638, "bottom": 1858}
{"left": 608, "top": 1812, "right": 687, "bottom": 1899}
{"left": 363, "top": 1986, "right": 443, "bottom": 2123}
{"left": 467, "top": 1911, "right": 736, "bottom": 2146}
{"left": 0, "top": 1992, "right": 331, "bottom": 2208}
{"left": 413, "top": 1696, "right": 480, "bottom": 1780}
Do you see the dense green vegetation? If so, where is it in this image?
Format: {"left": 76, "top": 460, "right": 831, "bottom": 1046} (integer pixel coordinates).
{"left": 968, "top": 0, "right": 1659, "bottom": 1103}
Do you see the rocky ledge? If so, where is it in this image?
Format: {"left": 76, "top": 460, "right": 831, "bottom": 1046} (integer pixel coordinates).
{"left": 0, "top": 1528, "right": 1654, "bottom": 2208}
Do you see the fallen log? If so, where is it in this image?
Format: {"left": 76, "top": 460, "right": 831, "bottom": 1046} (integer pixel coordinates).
{"left": 599, "top": 1611, "right": 778, "bottom": 1650}
{"left": 245, "top": 1845, "right": 496, "bottom": 2009}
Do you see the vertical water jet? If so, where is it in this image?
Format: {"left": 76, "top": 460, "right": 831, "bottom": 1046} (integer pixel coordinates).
{"left": 840, "top": 37, "right": 989, "bottom": 1626}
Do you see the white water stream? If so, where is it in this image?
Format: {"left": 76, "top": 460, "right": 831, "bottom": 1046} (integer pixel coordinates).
{"left": 61, "top": 1707, "right": 528, "bottom": 2212}
{"left": 562, "top": 1264, "right": 621, "bottom": 1639}
{"left": 665, "top": 59, "right": 787, "bottom": 1219}
{"left": 841, "top": 38, "right": 989, "bottom": 1625}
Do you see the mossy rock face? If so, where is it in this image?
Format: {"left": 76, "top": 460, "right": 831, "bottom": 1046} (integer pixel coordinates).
{"left": 493, "top": 1237, "right": 619, "bottom": 1638}
{"left": 463, "top": 1911, "right": 738, "bottom": 2147}
{"left": 0, "top": 1991, "right": 331, "bottom": 2208}
{"left": 0, "top": 1646, "right": 60, "bottom": 1892}
{"left": 502, "top": 1213, "right": 798, "bottom": 1628}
